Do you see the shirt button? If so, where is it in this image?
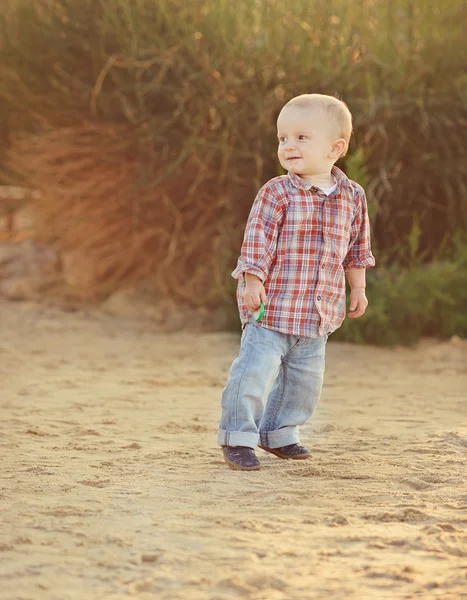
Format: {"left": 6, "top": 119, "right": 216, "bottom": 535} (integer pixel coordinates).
{"left": 317, "top": 295, "right": 321, "bottom": 301}
{"left": 321, "top": 264, "right": 325, "bottom": 268}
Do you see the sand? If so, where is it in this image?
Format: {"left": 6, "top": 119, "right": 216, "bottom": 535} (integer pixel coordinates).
{"left": 1, "top": 299, "right": 466, "bottom": 600}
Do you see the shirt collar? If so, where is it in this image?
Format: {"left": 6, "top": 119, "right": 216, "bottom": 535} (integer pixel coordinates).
{"left": 287, "top": 165, "right": 350, "bottom": 192}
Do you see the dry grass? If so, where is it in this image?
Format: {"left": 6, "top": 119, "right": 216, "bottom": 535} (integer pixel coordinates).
{"left": 7, "top": 123, "right": 238, "bottom": 305}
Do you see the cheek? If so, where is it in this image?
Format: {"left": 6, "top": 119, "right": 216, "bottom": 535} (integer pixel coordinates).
{"left": 315, "top": 140, "right": 330, "bottom": 155}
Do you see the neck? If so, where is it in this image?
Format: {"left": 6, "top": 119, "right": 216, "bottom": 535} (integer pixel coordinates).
{"left": 299, "top": 168, "right": 335, "bottom": 188}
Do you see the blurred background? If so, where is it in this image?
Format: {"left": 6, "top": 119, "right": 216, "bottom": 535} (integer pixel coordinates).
{"left": 0, "top": 0, "right": 466, "bottom": 344}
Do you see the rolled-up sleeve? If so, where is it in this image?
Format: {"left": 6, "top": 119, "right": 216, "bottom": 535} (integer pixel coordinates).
{"left": 232, "top": 185, "right": 286, "bottom": 282}
{"left": 343, "top": 189, "right": 376, "bottom": 271}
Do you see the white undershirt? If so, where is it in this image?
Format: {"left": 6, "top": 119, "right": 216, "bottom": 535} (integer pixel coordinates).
{"left": 318, "top": 181, "right": 337, "bottom": 196}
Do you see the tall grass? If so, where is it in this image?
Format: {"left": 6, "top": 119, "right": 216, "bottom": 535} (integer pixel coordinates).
{"left": 1, "top": 0, "right": 466, "bottom": 315}
{"left": 335, "top": 238, "right": 467, "bottom": 345}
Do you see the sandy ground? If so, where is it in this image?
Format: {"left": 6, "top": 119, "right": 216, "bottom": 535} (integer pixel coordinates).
{"left": 1, "top": 299, "right": 466, "bottom": 600}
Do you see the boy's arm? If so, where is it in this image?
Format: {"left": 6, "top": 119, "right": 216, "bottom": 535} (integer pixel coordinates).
{"left": 342, "top": 188, "right": 375, "bottom": 272}
{"left": 232, "top": 185, "right": 286, "bottom": 284}
{"left": 344, "top": 188, "right": 375, "bottom": 319}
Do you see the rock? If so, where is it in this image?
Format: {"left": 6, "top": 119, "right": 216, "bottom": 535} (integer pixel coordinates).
{"left": 0, "top": 240, "right": 60, "bottom": 277}
{"left": 0, "top": 275, "right": 59, "bottom": 300}
{"left": 101, "top": 288, "right": 202, "bottom": 331}
{"left": 101, "top": 288, "right": 167, "bottom": 322}
{"left": 100, "top": 289, "right": 142, "bottom": 319}
{"left": 0, "top": 240, "right": 61, "bottom": 301}
{"left": 61, "top": 250, "right": 101, "bottom": 288}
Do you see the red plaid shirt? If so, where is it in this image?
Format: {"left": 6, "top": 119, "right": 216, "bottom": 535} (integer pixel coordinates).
{"left": 232, "top": 166, "right": 375, "bottom": 337}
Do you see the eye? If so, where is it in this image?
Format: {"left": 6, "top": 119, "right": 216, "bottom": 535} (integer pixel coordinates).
{"left": 298, "top": 135, "right": 307, "bottom": 141}
{"left": 278, "top": 136, "right": 286, "bottom": 143}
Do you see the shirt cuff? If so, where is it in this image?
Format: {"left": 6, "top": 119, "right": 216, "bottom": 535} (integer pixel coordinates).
{"left": 231, "top": 264, "right": 267, "bottom": 282}
{"left": 343, "top": 254, "right": 376, "bottom": 271}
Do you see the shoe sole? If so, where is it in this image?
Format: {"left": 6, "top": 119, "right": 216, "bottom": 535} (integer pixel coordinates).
{"left": 258, "top": 445, "right": 311, "bottom": 460}
{"left": 223, "top": 456, "right": 261, "bottom": 471}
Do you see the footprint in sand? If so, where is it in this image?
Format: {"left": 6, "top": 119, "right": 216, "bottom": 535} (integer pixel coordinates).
{"left": 362, "top": 566, "right": 415, "bottom": 583}
{"left": 400, "top": 477, "right": 433, "bottom": 490}
{"left": 362, "top": 508, "right": 431, "bottom": 523}
{"left": 78, "top": 479, "right": 111, "bottom": 488}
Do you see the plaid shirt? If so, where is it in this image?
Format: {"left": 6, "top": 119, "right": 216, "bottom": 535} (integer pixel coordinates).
{"left": 232, "top": 166, "right": 375, "bottom": 337}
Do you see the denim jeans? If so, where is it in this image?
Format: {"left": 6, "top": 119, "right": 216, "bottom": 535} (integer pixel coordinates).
{"left": 217, "top": 320, "right": 327, "bottom": 449}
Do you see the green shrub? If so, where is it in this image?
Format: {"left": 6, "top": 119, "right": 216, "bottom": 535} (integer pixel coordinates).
{"left": 333, "top": 241, "right": 467, "bottom": 345}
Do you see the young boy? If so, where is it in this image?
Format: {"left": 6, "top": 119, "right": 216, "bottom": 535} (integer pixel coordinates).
{"left": 218, "top": 93, "right": 375, "bottom": 471}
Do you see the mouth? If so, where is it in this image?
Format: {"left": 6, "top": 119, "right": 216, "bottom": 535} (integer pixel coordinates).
{"left": 286, "top": 157, "right": 301, "bottom": 161}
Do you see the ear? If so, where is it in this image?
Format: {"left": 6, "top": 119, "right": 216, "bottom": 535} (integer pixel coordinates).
{"left": 329, "top": 138, "right": 346, "bottom": 159}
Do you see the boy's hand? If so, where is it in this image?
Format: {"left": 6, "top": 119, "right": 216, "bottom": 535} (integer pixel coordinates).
{"left": 348, "top": 287, "right": 368, "bottom": 319}
{"left": 243, "top": 275, "right": 267, "bottom": 312}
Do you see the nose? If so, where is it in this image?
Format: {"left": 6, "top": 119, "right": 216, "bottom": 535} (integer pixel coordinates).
{"left": 284, "top": 141, "right": 296, "bottom": 152}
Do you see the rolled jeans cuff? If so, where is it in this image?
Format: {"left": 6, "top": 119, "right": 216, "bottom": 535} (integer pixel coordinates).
{"left": 217, "top": 429, "right": 258, "bottom": 449}
{"left": 259, "top": 426, "right": 300, "bottom": 449}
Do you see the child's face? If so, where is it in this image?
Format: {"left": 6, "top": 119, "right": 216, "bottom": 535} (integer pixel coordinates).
{"left": 277, "top": 106, "right": 340, "bottom": 178}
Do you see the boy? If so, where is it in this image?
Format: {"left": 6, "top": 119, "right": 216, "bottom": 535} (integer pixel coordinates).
{"left": 218, "top": 94, "right": 375, "bottom": 471}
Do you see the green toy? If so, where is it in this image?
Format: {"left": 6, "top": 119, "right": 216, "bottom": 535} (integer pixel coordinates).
{"left": 252, "top": 302, "right": 265, "bottom": 322}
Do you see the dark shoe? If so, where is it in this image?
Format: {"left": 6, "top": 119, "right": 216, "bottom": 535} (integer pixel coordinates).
{"left": 222, "top": 446, "right": 261, "bottom": 471}
{"left": 259, "top": 443, "right": 311, "bottom": 460}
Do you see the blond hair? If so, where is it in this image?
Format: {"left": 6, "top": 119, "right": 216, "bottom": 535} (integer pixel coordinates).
{"left": 283, "top": 94, "right": 353, "bottom": 157}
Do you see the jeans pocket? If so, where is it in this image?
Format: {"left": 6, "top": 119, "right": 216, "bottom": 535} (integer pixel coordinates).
{"left": 240, "top": 324, "right": 249, "bottom": 345}
{"left": 241, "top": 321, "right": 256, "bottom": 344}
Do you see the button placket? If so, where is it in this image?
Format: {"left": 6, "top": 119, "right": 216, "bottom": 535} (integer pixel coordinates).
{"left": 315, "top": 200, "right": 331, "bottom": 324}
